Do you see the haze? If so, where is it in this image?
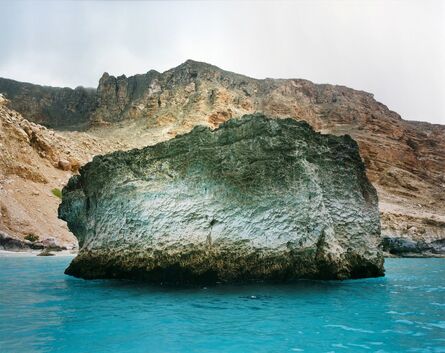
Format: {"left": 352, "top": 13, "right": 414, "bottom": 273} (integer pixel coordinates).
{"left": 0, "top": 0, "right": 444, "bottom": 124}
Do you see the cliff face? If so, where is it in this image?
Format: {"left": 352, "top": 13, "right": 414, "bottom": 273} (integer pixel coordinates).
{"left": 60, "top": 115, "right": 383, "bottom": 283}
{"left": 1, "top": 60, "right": 444, "bottom": 254}
{"left": 0, "top": 95, "right": 126, "bottom": 249}
{"left": 0, "top": 78, "right": 96, "bottom": 130}
{"left": 91, "top": 61, "right": 444, "bottom": 193}
{"left": 89, "top": 61, "right": 445, "bottom": 255}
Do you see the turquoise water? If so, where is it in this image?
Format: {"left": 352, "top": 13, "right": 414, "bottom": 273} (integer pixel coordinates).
{"left": 0, "top": 257, "right": 444, "bottom": 353}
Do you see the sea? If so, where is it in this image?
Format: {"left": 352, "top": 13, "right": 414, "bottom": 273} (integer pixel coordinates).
{"left": 0, "top": 255, "right": 444, "bottom": 353}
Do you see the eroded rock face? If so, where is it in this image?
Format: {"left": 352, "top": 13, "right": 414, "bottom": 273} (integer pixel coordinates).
{"left": 0, "top": 97, "right": 124, "bottom": 248}
{"left": 0, "top": 78, "right": 96, "bottom": 130}
{"left": 59, "top": 114, "right": 384, "bottom": 284}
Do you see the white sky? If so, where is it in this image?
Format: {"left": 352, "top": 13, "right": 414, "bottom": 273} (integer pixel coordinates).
{"left": 0, "top": 0, "right": 444, "bottom": 124}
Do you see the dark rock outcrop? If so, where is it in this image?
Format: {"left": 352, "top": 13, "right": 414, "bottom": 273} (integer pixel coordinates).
{"left": 0, "top": 231, "right": 44, "bottom": 251}
{"left": 59, "top": 114, "right": 384, "bottom": 284}
{"left": 0, "top": 78, "right": 96, "bottom": 130}
{"left": 91, "top": 70, "right": 161, "bottom": 123}
{"left": 0, "top": 231, "right": 67, "bottom": 252}
{"left": 382, "top": 237, "right": 445, "bottom": 256}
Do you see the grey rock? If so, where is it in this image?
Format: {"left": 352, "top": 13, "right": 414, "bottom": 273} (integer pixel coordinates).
{"left": 0, "top": 231, "right": 44, "bottom": 251}
{"left": 37, "top": 248, "right": 55, "bottom": 256}
{"left": 59, "top": 114, "right": 384, "bottom": 284}
{"left": 0, "top": 77, "right": 96, "bottom": 130}
{"left": 382, "top": 236, "right": 445, "bottom": 256}
{"left": 430, "top": 239, "right": 445, "bottom": 254}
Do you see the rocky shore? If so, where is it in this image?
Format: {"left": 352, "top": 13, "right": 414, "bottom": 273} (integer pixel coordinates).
{"left": 0, "top": 230, "right": 74, "bottom": 255}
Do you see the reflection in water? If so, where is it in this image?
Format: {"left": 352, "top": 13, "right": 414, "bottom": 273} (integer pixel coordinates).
{"left": 0, "top": 257, "right": 444, "bottom": 352}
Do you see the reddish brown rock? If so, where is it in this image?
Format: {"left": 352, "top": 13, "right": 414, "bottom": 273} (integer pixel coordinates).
{"left": 57, "top": 159, "right": 71, "bottom": 171}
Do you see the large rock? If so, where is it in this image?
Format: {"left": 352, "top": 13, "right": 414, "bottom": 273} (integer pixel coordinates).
{"left": 59, "top": 114, "right": 384, "bottom": 284}
{"left": 0, "top": 231, "right": 44, "bottom": 251}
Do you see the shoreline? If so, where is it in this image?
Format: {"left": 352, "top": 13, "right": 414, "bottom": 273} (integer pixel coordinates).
{"left": 0, "top": 250, "right": 77, "bottom": 257}
{"left": 2, "top": 250, "right": 443, "bottom": 259}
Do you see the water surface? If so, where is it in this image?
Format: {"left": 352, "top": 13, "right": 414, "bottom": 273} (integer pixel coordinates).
{"left": 0, "top": 256, "right": 444, "bottom": 352}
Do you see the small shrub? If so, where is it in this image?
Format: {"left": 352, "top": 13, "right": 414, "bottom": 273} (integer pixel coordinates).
{"left": 25, "top": 233, "right": 39, "bottom": 242}
{"left": 51, "top": 188, "right": 62, "bottom": 199}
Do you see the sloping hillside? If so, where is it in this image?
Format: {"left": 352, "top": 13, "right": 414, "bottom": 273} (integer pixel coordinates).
{"left": 0, "top": 95, "right": 127, "bottom": 249}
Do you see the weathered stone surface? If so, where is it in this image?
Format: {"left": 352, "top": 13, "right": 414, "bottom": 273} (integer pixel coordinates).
{"left": 0, "top": 77, "right": 96, "bottom": 130}
{"left": 59, "top": 114, "right": 384, "bottom": 284}
{"left": 0, "top": 231, "right": 44, "bottom": 251}
{"left": 382, "top": 236, "right": 445, "bottom": 256}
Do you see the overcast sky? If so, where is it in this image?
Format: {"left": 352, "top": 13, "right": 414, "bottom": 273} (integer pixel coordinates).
{"left": 0, "top": 1, "right": 444, "bottom": 124}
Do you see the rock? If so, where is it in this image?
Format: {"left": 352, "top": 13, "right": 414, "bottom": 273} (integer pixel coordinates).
{"left": 59, "top": 114, "right": 384, "bottom": 284}
{"left": 0, "top": 78, "right": 96, "bottom": 129}
{"left": 381, "top": 212, "right": 445, "bottom": 253}
{"left": 57, "top": 159, "right": 71, "bottom": 171}
{"left": 37, "top": 248, "right": 55, "bottom": 256}
{"left": 0, "top": 231, "right": 44, "bottom": 251}
{"left": 430, "top": 239, "right": 445, "bottom": 254}
{"left": 382, "top": 236, "right": 445, "bottom": 256}
{"left": 42, "top": 237, "right": 57, "bottom": 247}
{"left": 382, "top": 237, "right": 428, "bottom": 255}
{"left": 41, "top": 237, "right": 66, "bottom": 251}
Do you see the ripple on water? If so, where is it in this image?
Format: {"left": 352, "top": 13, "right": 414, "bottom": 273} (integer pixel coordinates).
{"left": 325, "top": 324, "right": 375, "bottom": 333}
{"left": 0, "top": 257, "right": 444, "bottom": 353}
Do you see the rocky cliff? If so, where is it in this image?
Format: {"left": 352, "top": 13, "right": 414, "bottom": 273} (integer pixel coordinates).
{"left": 89, "top": 61, "right": 445, "bottom": 255}
{"left": 0, "top": 95, "right": 126, "bottom": 250}
{"left": 60, "top": 115, "right": 384, "bottom": 283}
{"left": 90, "top": 60, "right": 445, "bottom": 190}
{"left": 0, "top": 78, "right": 96, "bottom": 130}
{"left": 1, "top": 60, "right": 444, "bottom": 255}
